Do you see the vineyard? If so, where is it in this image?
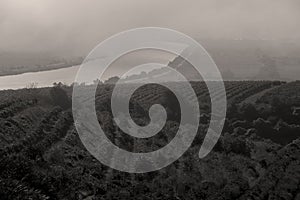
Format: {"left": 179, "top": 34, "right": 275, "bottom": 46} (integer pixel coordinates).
{"left": 0, "top": 81, "right": 299, "bottom": 199}
{"left": 93, "top": 81, "right": 277, "bottom": 111}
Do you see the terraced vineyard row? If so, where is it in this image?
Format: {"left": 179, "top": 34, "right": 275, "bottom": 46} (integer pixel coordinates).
{"left": 0, "top": 99, "right": 37, "bottom": 119}
{"left": 0, "top": 107, "right": 72, "bottom": 157}
{"left": 1, "top": 81, "right": 298, "bottom": 199}
{"left": 258, "top": 80, "right": 300, "bottom": 105}
{"left": 94, "top": 81, "right": 277, "bottom": 109}
{"left": 0, "top": 103, "right": 74, "bottom": 199}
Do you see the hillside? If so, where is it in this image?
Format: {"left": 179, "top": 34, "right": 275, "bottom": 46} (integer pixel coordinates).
{"left": 0, "top": 81, "right": 299, "bottom": 199}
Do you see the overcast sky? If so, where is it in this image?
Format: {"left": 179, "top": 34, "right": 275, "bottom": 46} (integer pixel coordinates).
{"left": 1, "top": 0, "right": 300, "bottom": 56}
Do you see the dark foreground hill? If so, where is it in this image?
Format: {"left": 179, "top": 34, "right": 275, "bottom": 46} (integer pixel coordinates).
{"left": 0, "top": 81, "right": 299, "bottom": 199}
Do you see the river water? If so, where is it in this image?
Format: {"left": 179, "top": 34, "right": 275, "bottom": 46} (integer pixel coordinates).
{"left": 0, "top": 66, "right": 80, "bottom": 90}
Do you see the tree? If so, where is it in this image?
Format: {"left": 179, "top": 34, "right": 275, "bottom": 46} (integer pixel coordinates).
{"left": 50, "top": 85, "right": 71, "bottom": 109}
{"left": 160, "top": 90, "right": 181, "bottom": 122}
{"left": 240, "top": 103, "right": 259, "bottom": 121}
{"left": 104, "top": 76, "right": 120, "bottom": 84}
{"left": 93, "top": 79, "right": 102, "bottom": 85}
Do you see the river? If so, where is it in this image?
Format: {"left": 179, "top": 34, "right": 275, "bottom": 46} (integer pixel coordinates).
{"left": 0, "top": 65, "right": 80, "bottom": 90}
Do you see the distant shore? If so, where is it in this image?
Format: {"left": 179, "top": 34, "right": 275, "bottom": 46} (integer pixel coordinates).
{"left": 0, "top": 62, "right": 82, "bottom": 77}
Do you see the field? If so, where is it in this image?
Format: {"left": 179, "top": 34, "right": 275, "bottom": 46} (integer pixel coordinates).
{"left": 0, "top": 81, "right": 299, "bottom": 200}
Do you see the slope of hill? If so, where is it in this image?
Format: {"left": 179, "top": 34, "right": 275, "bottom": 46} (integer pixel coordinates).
{"left": 0, "top": 81, "right": 299, "bottom": 199}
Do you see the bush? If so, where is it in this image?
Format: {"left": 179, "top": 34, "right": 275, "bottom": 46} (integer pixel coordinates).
{"left": 50, "top": 86, "right": 71, "bottom": 109}
{"left": 240, "top": 103, "right": 259, "bottom": 121}
{"left": 221, "top": 134, "right": 251, "bottom": 156}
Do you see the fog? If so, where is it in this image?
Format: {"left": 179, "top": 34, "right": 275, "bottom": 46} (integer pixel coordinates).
{"left": 1, "top": 0, "right": 300, "bottom": 56}
{"left": 0, "top": 0, "right": 300, "bottom": 81}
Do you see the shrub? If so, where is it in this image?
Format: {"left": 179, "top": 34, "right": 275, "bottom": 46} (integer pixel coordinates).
{"left": 50, "top": 86, "right": 71, "bottom": 109}
{"left": 240, "top": 103, "right": 259, "bottom": 121}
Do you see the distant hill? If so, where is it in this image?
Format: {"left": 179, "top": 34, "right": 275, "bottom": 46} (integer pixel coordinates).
{"left": 124, "top": 39, "right": 300, "bottom": 81}
{"left": 200, "top": 39, "right": 300, "bottom": 80}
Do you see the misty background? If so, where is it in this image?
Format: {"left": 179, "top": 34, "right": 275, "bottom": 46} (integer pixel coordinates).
{"left": 1, "top": 0, "right": 300, "bottom": 80}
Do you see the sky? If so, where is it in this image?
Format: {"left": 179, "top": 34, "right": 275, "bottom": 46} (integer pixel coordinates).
{"left": 1, "top": 0, "right": 300, "bottom": 56}
{"left": 0, "top": 0, "right": 300, "bottom": 81}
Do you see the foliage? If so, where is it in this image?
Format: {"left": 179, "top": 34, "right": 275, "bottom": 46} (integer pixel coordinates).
{"left": 50, "top": 85, "right": 71, "bottom": 109}
{"left": 0, "top": 81, "right": 299, "bottom": 199}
